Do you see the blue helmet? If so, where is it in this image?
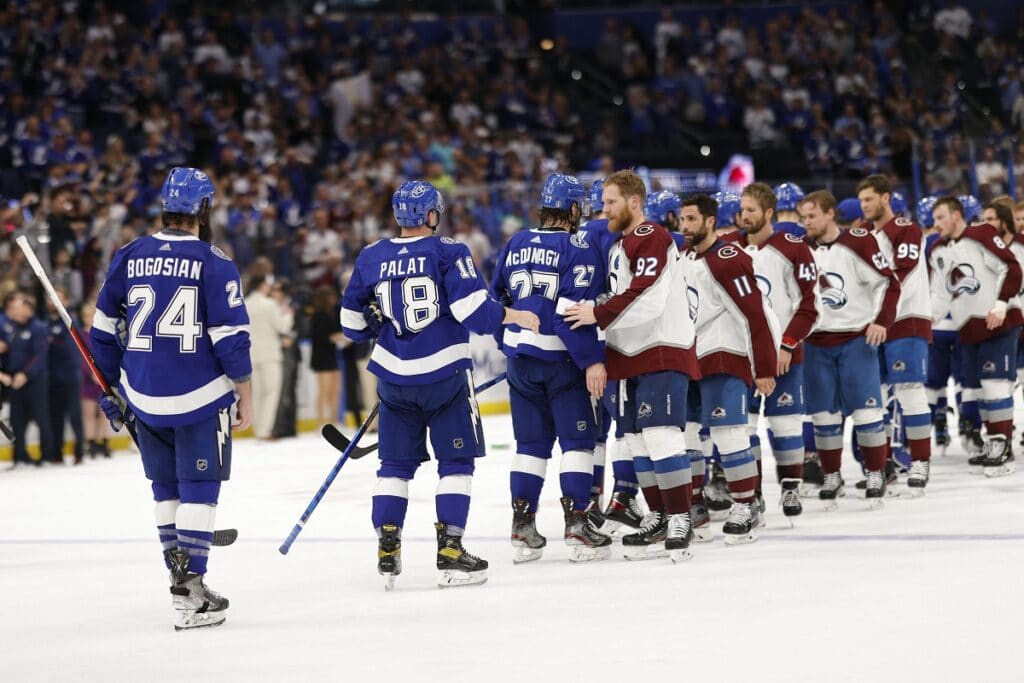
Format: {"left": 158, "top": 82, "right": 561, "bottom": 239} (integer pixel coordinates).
{"left": 957, "top": 194, "right": 981, "bottom": 223}
{"left": 837, "top": 198, "right": 863, "bottom": 223}
{"left": 916, "top": 195, "right": 938, "bottom": 228}
{"left": 711, "top": 192, "right": 740, "bottom": 228}
{"left": 890, "top": 191, "right": 908, "bottom": 217}
{"left": 773, "top": 182, "right": 805, "bottom": 212}
{"left": 541, "top": 173, "right": 586, "bottom": 211}
{"left": 392, "top": 180, "right": 444, "bottom": 228}
{"left": 161, "top": 167, "right": 214, "bottom": 215}
{"left": 589, "top": 178, "right": 605, "bottom": 215}
{"left": 644, "top": 190, "right": 681, "bottom": 224}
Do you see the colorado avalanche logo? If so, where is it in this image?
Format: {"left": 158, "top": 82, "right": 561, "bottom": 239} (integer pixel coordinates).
{"left": 947, "top": 264, "right": 981, "bottom": 297}
{"left": 717, "top": 245, "right": 738, "bottom": 259}
{"left": 686, "top": 285, "right": 699, "bottom": 322}
{"left": 819, "top": 272, "right": 848, "bottom": 310}
{"left": 755, "top": 274, "right": 772, "bottom": 302}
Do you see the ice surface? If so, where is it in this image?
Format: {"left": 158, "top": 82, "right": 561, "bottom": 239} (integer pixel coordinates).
{"left": 2, "top": 415, "right": 1023, "bottom": 682}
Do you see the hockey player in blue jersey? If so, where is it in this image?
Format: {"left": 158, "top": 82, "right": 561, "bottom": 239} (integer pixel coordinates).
{"left": 341, "top": 180, "right": 539, "bottom": 590}
{"left": 91, "top": 167, "right": 253, "bottom": 631}
{"left": 645, "top": 189, "right": 686, "bottom": 249}
{"left": 492, "top": 173, "right": 613, "bottom": 564}
{"left": 773, "top": 182, "right": 807, "bottom": 237}
{"left": 576, "top": 178, "right": 643, "bottom": 534}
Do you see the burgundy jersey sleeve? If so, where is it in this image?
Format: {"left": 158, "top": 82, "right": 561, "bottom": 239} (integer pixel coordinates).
{"left": 849, "top": 229, "right": 901, "bottom": 328}
{"left": 968, "top": 224, "right": 1023, "bottom": 302}
{"left": 884, "top": 218, "right": 925, "bottom": 283}
{"left": 775, "top": 234, "right": 819, "bottom": 349}
{"left": 594, "top": 225, "right": 673, "bottom": 329}
{"left": 708, "top": 247, "right": 778, "bottom": 379}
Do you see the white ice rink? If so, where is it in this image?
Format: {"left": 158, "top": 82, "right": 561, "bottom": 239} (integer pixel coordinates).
{"left": 3, "top": 414, "right": 1024, "bottom": 683}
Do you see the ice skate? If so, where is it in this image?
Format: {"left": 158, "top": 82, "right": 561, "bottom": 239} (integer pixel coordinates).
{"left": 779, "top": 479, "right": 802, "bottom": 523}
{"left": 665, "top": 512, "right": 693, "bottom": 563}
{"left": 585, "top": 493, "right": 605, "bottom": 531}
{"left": 907, "top": 461, "right": 930, "bottom": 497}
{"left": 800, "top": 453, "right": 824, "bottom": 498}
{"left": 621, "top": 512, "right": 668, "bottom": 560}
{"left": 377, "top": 524, "right": 402, "bottom": 590}
{"left": 705, "top": 472, "right": 732, "bottom": 520}
{"left": 510, "top": 498, "right": 546, "bottom": 564}
{"left": 934, "top": 415, "right": 950, "bottom": 456}
{"left": 819, "top": 472, "right": 845, "bottom": 511}
{"left": 561, "top": 497, "right": 611, "bottom": 563}
{"left": 601, "top": 490, "right": 643, "bottom": 536}
{"left": 690, "top": 501, "right": 714, "bottom": 543}
{"left": 435, "top": 522, "right": 488, "bottom": 588}
{"left": 864, "top": 469, "right": 886, "bottom": 510}
{"left": 982, "top": 436, "right": 1016, "bottom": 478}
{"left": 166, "top": 549, "right": 228, "bottom": 631}
{"left": 964, "top": 428, "right": 986, "bottom": 473}
{"left": 722, "top": 501, "right": 760, "bottom": 545}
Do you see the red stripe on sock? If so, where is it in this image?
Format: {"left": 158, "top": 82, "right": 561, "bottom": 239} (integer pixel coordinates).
{"left": 659, "top": 483, "right": 692, "bottom": 514}
{"left": 641, "top": 485, "right": 664, "bottom": 512}
{"left": 908, "top": 437, "right": 931, "bottom": 462}
{"left": 860, "top": 444, "right": 887, "bottom": 472}
{"left": 776, "top": 463, "right": 804, "bottom": 480}
{"left": 820, "top": 448, "right": 842, "bottom": 474}
{"left": 987, "top": 420, "right": 1013, "bottom": 439}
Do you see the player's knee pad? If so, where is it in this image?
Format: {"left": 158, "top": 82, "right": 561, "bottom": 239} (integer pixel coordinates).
{"left": 980, "top": 378, "right": 1014, "bottom": 403}
{"left": 961, "top": 387, "right": 981, "bottom": 402}
{"left": 767, "top": 414, "right": 803, "bottom": 439}
{"left": 610, "top": 437, "right": 631, "bottom": 463}
{"left": 437, "top": 473, "right": 472, "bottom": 496}
{"left": 176, "top": 501, "right": 216, "bottom": 532}
{"left": 154, "top": 498, "right": 179, "bottom": 527}
{"left": 438, "top": 459, "right": 475, "bottom": 479}
{"left": 893, "top": 383, "right": 929, "bottom": 415}
{"left": 151, "top": 481, "right": 178, "bottom": 502}
{"left": 374, "top": 476, "right": 409, "bottom": 500}
{"left": 177, "top": 480, "right": 220, "bottom": 505}
{"left": 515, "top": 440, "right": 554, "bottom": 459}
{"left": 684, "top": 422, "right": 702, "bottom": 454}
{"left": 746, "top": 411, "right": 759, "bottom": 436}
{"left": 641, "top": 426, "right": 685, "bottom": 461}
{"left": 709, "top": 425, "right": 750, "bottom": 455}
{"left": 811, "top": 411, "right": 842, "bottom": 428}
{"left": 850, "top": 407, "right": 884, "bottom": 427}
{"left": 560, "top": 449, "right": 593, "bottom": 475}
{"left": 624, "top": 432, "right": 647, "bottom": 458}
{"left": 378, "top": 460, "right": 419, "bottom": 480}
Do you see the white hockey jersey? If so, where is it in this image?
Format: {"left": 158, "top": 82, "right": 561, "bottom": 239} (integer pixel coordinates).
{"left": 927, "top": 236, "right": 959, "bottom": 332}
{"left": 807, "top": 227, "right": 901, "bottom": 346}
{"left": 870, "top": 216, "right": 932, "bottom": 341}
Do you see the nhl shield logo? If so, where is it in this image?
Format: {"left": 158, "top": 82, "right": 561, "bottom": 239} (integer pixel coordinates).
{"left": 577, "top": 421, "right": 588, "bottom": 432}
{"left": 196, "top": 459, "right": 208, "bottom": 472}
{"left": 453, "top": 438, "right": 464, "bottom": 449}
{"left": 638, "top": 402, "right": 653, "bottom": 418}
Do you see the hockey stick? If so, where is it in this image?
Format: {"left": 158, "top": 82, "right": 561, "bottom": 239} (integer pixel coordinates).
{"left": 279, "top": 402, "right": 380, "bottom": 555}
{"left": 16, "top": 237, "right": 239, "bottom": 542}
{"left": 319, "top": 372, "right": 509, "bottom": 460}
{"left": 0, "top": 419, "right": 13, "bottom": 441}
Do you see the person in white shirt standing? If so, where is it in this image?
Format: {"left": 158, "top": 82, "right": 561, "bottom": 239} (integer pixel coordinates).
{"left": 245, "top": 274, "right": 294, "bottom": 440}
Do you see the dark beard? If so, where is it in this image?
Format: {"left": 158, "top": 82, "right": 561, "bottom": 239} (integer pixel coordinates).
{"left": 609, "top": 212, "right": 630, "bottom": 233}
{"left": 743, "top": 217, "right": 767, "bottom": 235}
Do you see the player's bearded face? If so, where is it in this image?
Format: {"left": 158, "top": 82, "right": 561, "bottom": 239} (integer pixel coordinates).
{"left": 739, "top": 202, "right": 766, "bottom": 234}
{"left": 680, "top": 207, "right": 709, "bottom": 245}
{"left": 603, "top": 189, "right": 631, "bottom": 233}
{"left": 858, "top": 190, "right": 884, "bottom": 223}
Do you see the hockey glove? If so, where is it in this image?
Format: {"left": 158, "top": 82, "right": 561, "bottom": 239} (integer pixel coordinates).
{"left": 363, "top": 301, "right": 384, "bottom": 336}
{"left": 99, "top": 389, "right": 128, "bottom": 432}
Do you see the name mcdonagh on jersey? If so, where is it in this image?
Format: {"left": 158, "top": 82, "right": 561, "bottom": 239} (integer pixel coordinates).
{"left": 505, "top": 247, "right": 560, "bottom": 267}
{"left": 126, "top": 256, "right": 204, "bottom": 280}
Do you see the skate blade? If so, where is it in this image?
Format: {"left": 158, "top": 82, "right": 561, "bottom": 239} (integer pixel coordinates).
{"left": 512, "top": 546, "right": 544, "bottom": 564}
{"left": 692, "top": 525, "right": 715, "bottom": 543}
{"left": 822, "top": 499, "right": 840, "bottom": 512}
{"left": 969, "top": 464, "right": 985, "bottom": 475}
{"left": 885, "top": 486, "right": 900, "bottom": 498}
{"left": 865, "top": 498, "right": 884, "bottom": 510}
{"left": 437, "top": 569, "right": 488, "bottom": 588}
{"left": 984, "top": 462, "right": 1016, "bottom": 477}
{"left": 623, "top": 544, "right": 668, "bottom": 561}
{"left": 723, "top": 531, "right": 758, "bottom": 546}
{"left": 383, "top": 574, "right": 397, "bottom": 591}
{"left": 568, "top": 545, "right": 611, "bottom": 563}
{"left": 174, "top": 612, "right": 226, "bottom": 631}
{"left": 908, "top": 486, "right": 926, "bottom": 498}
{"left": 669, "top": 548, "right": 693, "bottom": 563}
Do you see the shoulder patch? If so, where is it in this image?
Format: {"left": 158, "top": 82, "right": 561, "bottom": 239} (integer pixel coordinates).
{"left": 717, "top": 245, "right": 739, "bottom": 259}
{"left": 784, "top": 233, "right": 803, "bottom": 243}
{"left": 850, "top": 227, "right": 869, "bottom": 237}
{"left": 570, "top": 233, "right": 589, "bottom": 249}
{"left": 440, "top": 236, "right": 457, "bottom": 245}
{"left": 634, "top": 225, "right": 654, "bottom": 237}
{"left": 210, "top": 245, "right": 231, "bottom": 260}
{"left": 895, "top": 217, "right": 912, "bottom": 227}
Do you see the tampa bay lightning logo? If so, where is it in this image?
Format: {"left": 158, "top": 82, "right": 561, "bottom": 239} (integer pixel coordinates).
{"left": 410, "top": 183, "right": 429, "bottom": 198}
{"left": 819, "top": 272, "right": 848, "bottom": 310}
{"left": 686, "top": 285, "right": 699, "bottom": 321}
{"left": 947, "top": 263, "right": 981, "bottom": 297}
{"left": 570, "top": 233, "right": 589, "bottom": 249}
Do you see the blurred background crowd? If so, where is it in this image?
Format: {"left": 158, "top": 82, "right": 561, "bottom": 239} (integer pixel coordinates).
{"left": 1, "top": 0, "right": 1023, "bottom": 460}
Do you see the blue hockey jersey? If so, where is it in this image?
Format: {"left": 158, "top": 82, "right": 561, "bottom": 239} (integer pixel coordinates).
{"left": 491, "top": 228, "right": 604, "bottom": 370}
{"left": 774, "top": 220, "right": 806, "bottom": 237}
{"left": 576, "top": 218, "right": 618, "bottom": 264}
{"left": 341, "top": 235, "right": 506, "bottom": 385}
{"left": 91, "top": 230, "right": 253, "bottom": 427}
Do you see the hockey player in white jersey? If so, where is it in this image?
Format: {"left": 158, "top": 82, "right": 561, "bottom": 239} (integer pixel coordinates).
{"left": 931, "top": 196, "right": 1023, "bottom": 476}
{"left": 858, "top": 174, "right": 934, "bottom": 493}
{"left": 798, "top": 190, "right": 902, "bottom": 508}
{"left": 732, "top": 182, "right": 820, "bottom": 518}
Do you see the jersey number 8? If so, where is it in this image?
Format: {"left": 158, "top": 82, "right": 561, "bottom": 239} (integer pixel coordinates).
{"left": 374, "top": 276, "right": 440, "bottom": 335}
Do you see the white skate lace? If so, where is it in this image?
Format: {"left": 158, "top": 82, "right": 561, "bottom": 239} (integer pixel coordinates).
{"left": 726, "top": 503, "right": 752, "bottom": 525}
{"left": 667, "top": 513, "right": 690, "bottom": 537}
{"left": 909, "top": 461, "right": 929, "bottom": 479}
{"left": 781, "top": 488, "right": 800, "bottom": 505}
{"left": 983, "top": 437, "right": 1006, "bottom": 460}
{"left": 823, "top": 472, "right": 842, "bottom": 491}
{"left": 866, "top": 470, "right": 884, "bottom": 491}
{"left": 637, "top": 512, "right": 663, "bottom": 532}
{"left": 628, "top": 495, "right": 644, "bottom": 517}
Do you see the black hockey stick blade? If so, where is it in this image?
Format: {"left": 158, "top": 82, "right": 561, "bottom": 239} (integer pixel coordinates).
{"left": 211, "top": 528, "right": 238, "bottom": 546}
{"left": 0, "top": 419, "right": 13, "bottom": 441}
{"left": 321, "top": 423, "right": 378, "bottom": 460}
